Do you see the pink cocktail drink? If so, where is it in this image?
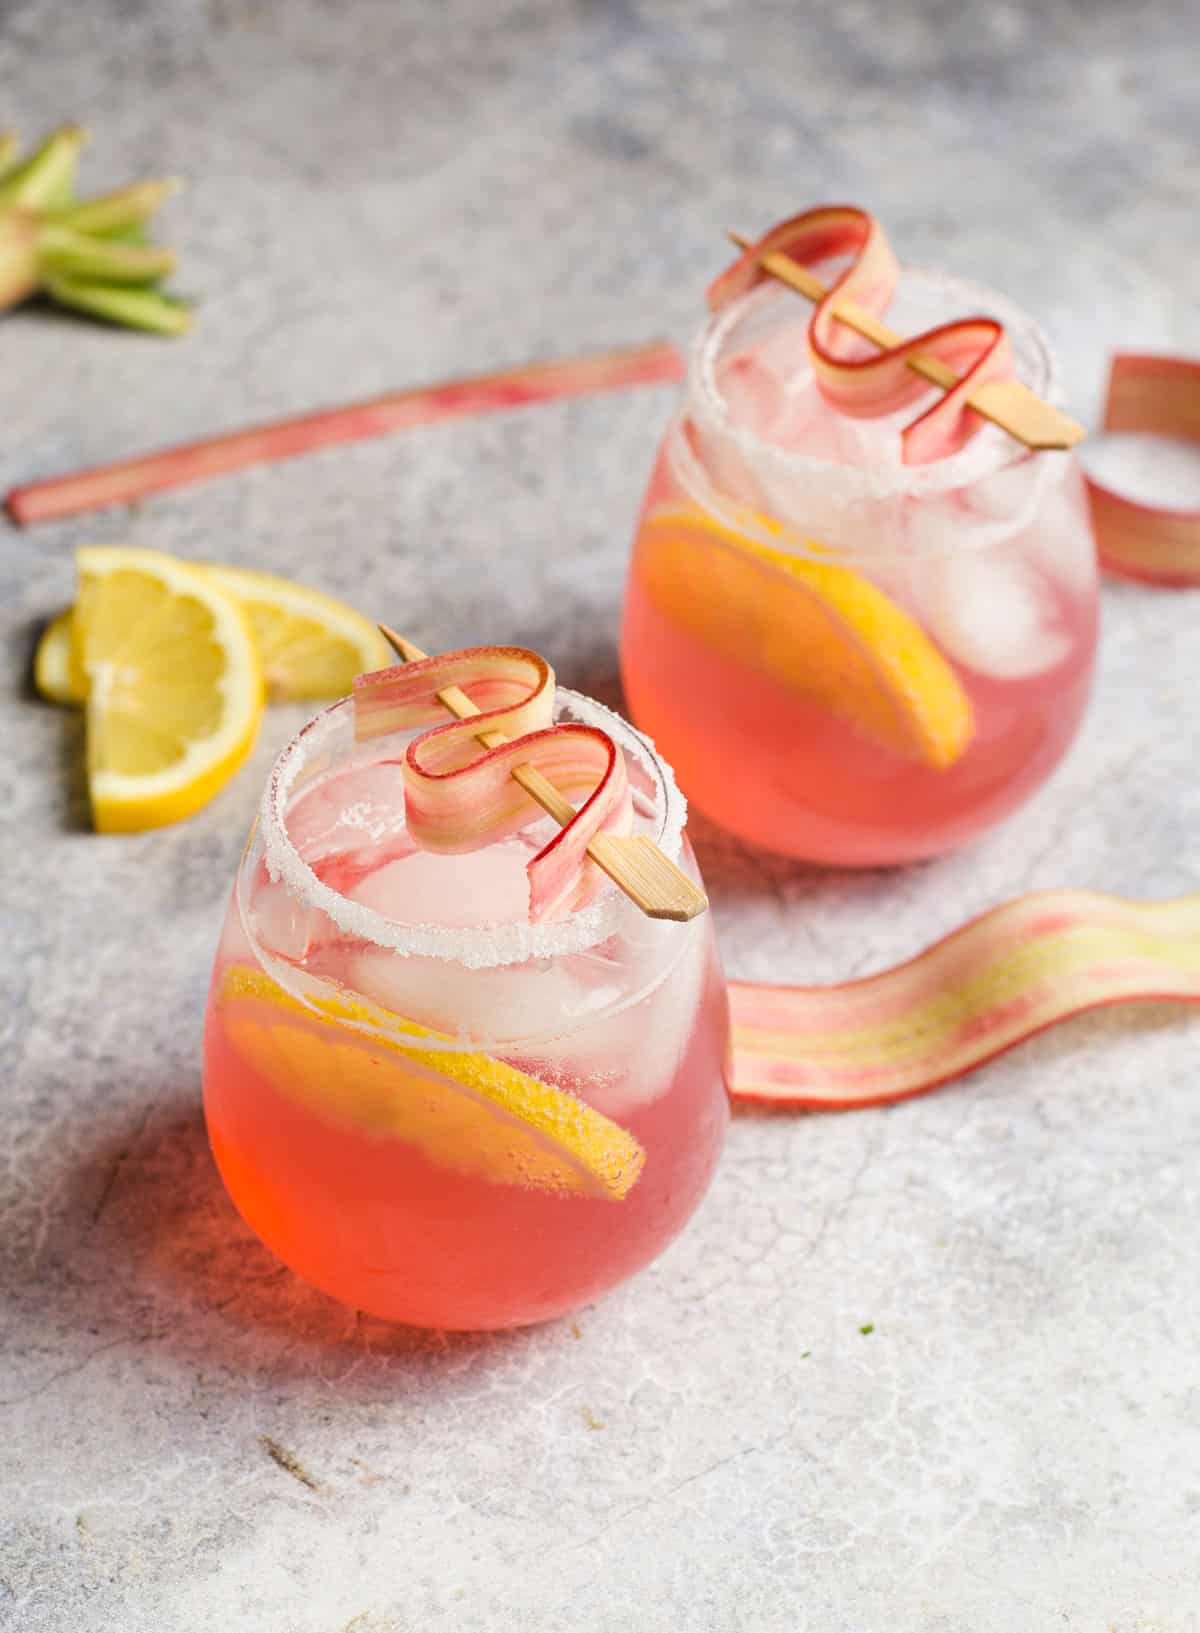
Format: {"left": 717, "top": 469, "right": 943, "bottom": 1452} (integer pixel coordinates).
{"left": 621, "top": 262, "right": 1099, "bottom": 865}
{"left": 203, "top": 690, "right": 729, "bottom": 1330}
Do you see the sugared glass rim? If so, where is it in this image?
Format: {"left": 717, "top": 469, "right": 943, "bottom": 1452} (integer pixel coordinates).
{"left": 257, "top": 688, "right": 688, "bottom": 969}
{"left": 685, "top": 264, "right": 1064, "bottom": 507}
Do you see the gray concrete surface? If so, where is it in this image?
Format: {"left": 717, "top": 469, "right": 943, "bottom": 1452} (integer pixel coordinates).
{"left": 3, "top": 2, "right": 1200, "bottom": 1628}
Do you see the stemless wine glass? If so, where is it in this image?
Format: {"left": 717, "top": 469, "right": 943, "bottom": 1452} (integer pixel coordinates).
{"left": 202, "top": 688, "right": 729, "bottom": 1331}
{"left": 620, "top": 267, "right": 1099, "bottom": 865}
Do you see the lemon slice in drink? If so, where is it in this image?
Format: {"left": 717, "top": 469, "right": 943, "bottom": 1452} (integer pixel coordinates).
{"left": 217, "top": 965, "right": 645, "bottom": 1201}
{"left": 204, "top": 564, "right": 393, "bottom": 700}
{"left": 637, "top": 507, "right": 974, "bottom": 769}
{"left": 76, "top": 546, "right": 264, "bottom": 832}
{"left": 37, "top": 563, "right": 391, "bottom": 706}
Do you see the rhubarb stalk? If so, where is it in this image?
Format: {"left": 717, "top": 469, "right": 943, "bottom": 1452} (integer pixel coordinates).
{"left": 7, "top": 340, "right": 685, "bottom": 525}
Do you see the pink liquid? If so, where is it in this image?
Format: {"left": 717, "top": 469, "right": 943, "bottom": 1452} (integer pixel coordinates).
{"left": 621, "top": 369, "right": 1100, "bottom": 864}
{"left": 202, "top": 766, "right": 729, "bottom": 1330}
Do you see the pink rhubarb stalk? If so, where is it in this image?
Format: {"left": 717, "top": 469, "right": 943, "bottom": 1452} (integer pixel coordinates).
{"left": 7, "top": 340, "right": 685, "bottom": 525}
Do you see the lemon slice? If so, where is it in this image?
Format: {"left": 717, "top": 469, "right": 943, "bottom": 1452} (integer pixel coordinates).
{"left": 76, "top": 546, "right": 264, "bottom": 832}
{"left": 637, "top": 507, "right": 974, "bottom": 769}
{"left": 204, "top": 564, "right": 393, "bottom": 700}
{"left": 37, "top": 563, "right": 392, "bottom": 707}
{"left": 217, "top": 965, "right": 645, "bottom": 1201}
{"left": 34, "top": 608, "right": 85, "bottom": 704}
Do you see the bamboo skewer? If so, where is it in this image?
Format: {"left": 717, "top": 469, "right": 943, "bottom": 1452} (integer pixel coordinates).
{"left": 727, "top": 230, "right": 1085, "bottom": 452}
{"left": 378, "top": 627, "right": 708, "bottom": 924}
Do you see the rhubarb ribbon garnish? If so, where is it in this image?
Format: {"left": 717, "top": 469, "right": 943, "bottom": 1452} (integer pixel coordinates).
{"left": 728, "top": 891, "right": 1200, "bottom": 1109}
{"left": 708, "top": 205, "right": 1014, "bottom": 464}
{"left": 1084, "top": 353, "right": 1200, "bottom": 586}
{"left": 353, "top": 646, "right": 632, "bottom": 922}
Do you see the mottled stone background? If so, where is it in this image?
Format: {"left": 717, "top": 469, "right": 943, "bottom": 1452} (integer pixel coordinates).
{"left": 2, "top": 2, "right": 1199, "bottom": 1629}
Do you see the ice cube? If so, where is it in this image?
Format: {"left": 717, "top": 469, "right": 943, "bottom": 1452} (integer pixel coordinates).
{"left": 907, "top": 493, "right": 971, "bottom": 555}
{"left": 749, "top": 379, "right": 906, "bottom": 534}
{"left": 348, "top": 946, "right": 468, "bottom": 1034}
{"left": 347, "top": 909, "right": 707, "bottom": 1115}
{"left": 287, "top": 760, "right": 410, "bottom": 863}
{"left": 692, "top": 352, "right": 788, "bottom": 511}
{"left": 965, "top": 453, "right": 1041, "bottom": 521}
{"left": 348, "top": 942, "right": 602, "bottom": 1045}
{"left": 520, "top": 923, "right": 709, "bottom": 1116}
{"left": 764, "top": 375, "right": 844, "bottom": 462}
{"left": 919, "top": 550, "right": 1072, "bottom": 679}
{"left": 250, "top": 878, "right": 324, "bottom": 964}
{"left": 690, "top": 419, "right": 769, "bottom": 512}
{"left": 759, "top": 320, "right": 815, "bottom": 386}
{"left": 343, "top": 841, "right": 574, "bottom": 1034}
{"left": 757, "top": 444, "right": 836, "bottom": 536}
{"left": 831, "top": 412, "right": 905, "bottom": 469}
{"left": 717, "top": 352, "right": 787, "bottom": 439}
{"left": 347, "top": 840, "right": 534, "bottom": 931}
{"left": 216, "top": 896, "right": 254, "bottom": 967}
{"left": 1022, "top": 471, "right": 1098, "bottom": 596}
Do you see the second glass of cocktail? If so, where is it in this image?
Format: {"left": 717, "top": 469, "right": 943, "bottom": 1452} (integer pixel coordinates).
{"left": 621, "top": 206, "right": 1099, "bottom": 866}
{"left": 203, "top": 644, "right": 728, "bottom": 1330}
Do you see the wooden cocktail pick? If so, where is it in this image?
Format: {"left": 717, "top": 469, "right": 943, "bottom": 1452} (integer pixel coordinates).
{"left": 378, "top": 627, "right": 708, "bottom": 924}
{"left": 727, "top": 230, "right": 1085, "bottom": 453}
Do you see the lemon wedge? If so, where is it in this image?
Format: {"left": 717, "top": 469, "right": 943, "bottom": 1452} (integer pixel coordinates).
{"left": 203, "top": 564, "right": 392, "bottom": 700}
{"left": 217, "top": 965, "right": 645, "bottom": 1201}
{"left": 36, "top": 561, "right": 391, "bottom": 707}
{"left": 637, "top": 507, "right": 974, "bottom": 769}
{"left": 33, "top": 608, "right": 84, "bottom": 704}
{"left": 76, "top": 546, "right": 264, "bottom": 832}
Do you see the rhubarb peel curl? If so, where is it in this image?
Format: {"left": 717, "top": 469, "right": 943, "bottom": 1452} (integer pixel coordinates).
{"left": 353, "top": 646, "right": 633, "bottom": 923}
{"left": 709, "top": 204, "right": 1015, "bottom": 465}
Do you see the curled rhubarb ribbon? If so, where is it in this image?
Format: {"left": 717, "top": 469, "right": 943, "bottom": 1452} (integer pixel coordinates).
{"left": 353, "top": 646, "right": 632, "bottom": 923}
{"left": 1084, "top": 353, "right": 1200, "bottom": 586}
{"left": 728, "top": 891, "right": 1200, "bottom": 1109}
{"left": 708, "top": 204, "right": 1014, "bottom": 464}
